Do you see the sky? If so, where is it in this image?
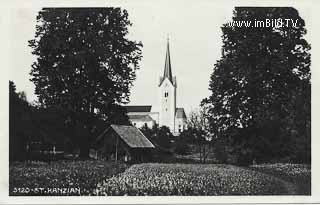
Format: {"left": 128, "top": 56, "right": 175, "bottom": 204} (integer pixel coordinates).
{"left": 7, "top": 1, "right": 312, "bottom": 116}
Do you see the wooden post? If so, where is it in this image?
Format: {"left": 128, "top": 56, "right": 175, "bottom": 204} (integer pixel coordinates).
{"left": 115, "top": 134, "right": 118, "bottom": 162}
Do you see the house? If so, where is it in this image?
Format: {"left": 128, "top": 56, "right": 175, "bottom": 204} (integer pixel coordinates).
{"left": 124, "top": 38, "right": 187, "bottom": 136}
{"left": 93, "top": 124, "right": 155, "bottom": 162}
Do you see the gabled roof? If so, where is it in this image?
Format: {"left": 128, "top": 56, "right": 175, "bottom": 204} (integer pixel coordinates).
{"left": 176, "top": 108, "right": 187, "bottom": 119}
{"left": 95, "top": 125, "right": 155, "bottom": 148}
{"left": 128, "top": 115, "right": 154, "bottom": 122}
{"left": 124, "top": 105, "right": 152, "bottom": 113}
{"left": 110, "top": 125, "right": 155, "bottom": 148}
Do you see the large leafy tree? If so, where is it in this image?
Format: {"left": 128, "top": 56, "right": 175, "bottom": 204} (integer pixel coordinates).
{"left": 29, "top": 8, "right": 142, "bottom": 158}
{"left": 203, "top": 7, "right": 310, "bottom": 164}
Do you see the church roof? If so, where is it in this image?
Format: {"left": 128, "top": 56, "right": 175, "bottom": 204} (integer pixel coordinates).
{"left": 176, "top": 108, "right": 187, "bottom": 119}
{"left": 95, "top": 125, "right": 155, "bottom": 148}
{"left": 124, "top": 105, "right": 152, "bottom": 113}
{"left": 159, "top": 39, "right": 174, "bottom": 86}
{"left": 128, "top": 115, "right": 154, "bottom": 122}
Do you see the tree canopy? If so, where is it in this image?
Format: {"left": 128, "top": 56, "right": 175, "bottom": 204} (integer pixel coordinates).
{"left": 29, "top": 8, "right": 142, "bottom": 117}
{"left": 28, "top": 8, "right": 142, "bottom": 158}
{"left": 203, "top": 7, "right": 311, "bottom": 164}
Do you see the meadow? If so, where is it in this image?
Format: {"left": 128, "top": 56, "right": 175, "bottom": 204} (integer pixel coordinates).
{"left": 9, "top": 160, "right": 127, "bottom": 196}
{"left": 9, "top": 161, "right": 311, "bottom": 196}
{"left": 94, "top": 163, "right": 309, "bottom": 196}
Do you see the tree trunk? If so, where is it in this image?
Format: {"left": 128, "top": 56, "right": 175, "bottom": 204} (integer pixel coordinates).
{"left": 76, "top": 121, "right": 90, "bottom": 159}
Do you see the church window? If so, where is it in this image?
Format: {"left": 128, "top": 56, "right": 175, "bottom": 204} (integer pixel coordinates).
{"left": 164, "top": 92, "right": 168, "bottom": 97}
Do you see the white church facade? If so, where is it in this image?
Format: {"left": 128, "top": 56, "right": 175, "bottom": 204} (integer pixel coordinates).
{"left": 124, "top": 40, "right": 187, "bottom": 135}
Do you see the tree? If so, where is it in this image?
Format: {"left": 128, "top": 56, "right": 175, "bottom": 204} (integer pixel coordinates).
{"left": 139, "top": 123, "right": 158, "bottom": 142}
{"left": 29, "top": 8, "right": 142, "bottom": 158}
{"left": 186, "top": 107, "right": 214, "bottom": 163}
{"left": 9, "top": 81, "right": 31, "bottom": 160}
{"left": 203, "top": 7, "right": 311, "bottom": 164}
{"left": 174, "top": 131, "right": 191, "bottom": 155}
{"left": 154, "top": 126, "right": 173, "bottom": 149}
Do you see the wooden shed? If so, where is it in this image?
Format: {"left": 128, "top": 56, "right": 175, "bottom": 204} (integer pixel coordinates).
{"left": 93, "top": 124, "right": 155, "bottom": 162}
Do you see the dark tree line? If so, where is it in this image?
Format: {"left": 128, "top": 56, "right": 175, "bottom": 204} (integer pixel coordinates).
{"left": 203, "top": 7, "right": 311, "bottom": 164}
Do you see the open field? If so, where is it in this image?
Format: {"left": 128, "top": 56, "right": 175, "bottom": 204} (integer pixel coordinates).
{"left": 9, "top": 161, "right": 311, "bottom": 196}
{"left": 94, "top": 163, "right": 307, "bottom": 196}
{"left": 9, "top": 160, "right": 127, "bottom": 196}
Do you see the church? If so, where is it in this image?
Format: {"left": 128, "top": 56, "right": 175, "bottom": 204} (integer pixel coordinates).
{"left": 124, "top": 39, "right": 187, "bottom": 136}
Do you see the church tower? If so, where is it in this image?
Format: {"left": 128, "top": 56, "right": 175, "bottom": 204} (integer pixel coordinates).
{"left": 159, "top": 38, "right": 176, "bottom": 132}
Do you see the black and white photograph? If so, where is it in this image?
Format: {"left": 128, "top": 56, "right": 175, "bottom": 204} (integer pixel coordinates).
{"left": 2, "top": 0, "right": 319, "bottom": 203}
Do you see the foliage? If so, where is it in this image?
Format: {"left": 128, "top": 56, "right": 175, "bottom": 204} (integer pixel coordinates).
{"left": 139, "top": 123, "right": 158, "bottom": 141}
{"left": 185, "top": 107, "right": 214, "bottom": 163}
{"left": 94, "top": 163, "right": 292, "bottom": 195}
{"left": 173, "top": 136, "right": 190, "bottom": 155}
{"left": 10, "top": 81, "right": 78, "bottom": 161}
{"left": 154, "top": 126, "right": 174, "bottom": 149}
{"left": 9, "top": 160, "right": 128, "bottom": 196}
{"left": 140, "top": 125, "right": 173, "bottom": 149}
{"left": 203, "top": 7, "right": 311, "bottom": 164}
{"left": 9, "top": 81, "right": 32, "bottom": 161}
{"left": 28, "top": 8, "right": 142, "bottom": 157}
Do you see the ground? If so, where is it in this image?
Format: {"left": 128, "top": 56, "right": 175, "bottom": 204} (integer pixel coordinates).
{"left": 9, "top": 160, "right": 311, "bottom": 196}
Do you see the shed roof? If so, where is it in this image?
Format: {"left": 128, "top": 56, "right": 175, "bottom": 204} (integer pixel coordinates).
{"left": 96, "top": 125, "right": 155, "bottom": 149}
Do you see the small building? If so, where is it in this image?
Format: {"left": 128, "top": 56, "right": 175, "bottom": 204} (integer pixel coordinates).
{"left": 93, "top": 124, "right": 155, "bottom": 162}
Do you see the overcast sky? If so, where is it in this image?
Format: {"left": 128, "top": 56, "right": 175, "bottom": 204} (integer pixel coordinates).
{"left": 7, "top": 1, "right": 312, "bottom": 115}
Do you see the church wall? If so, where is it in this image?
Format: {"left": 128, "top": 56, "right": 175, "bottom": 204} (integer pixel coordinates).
{"left": 148, "top": 112, "right": 159, "bottom": 124}
{"left": 174, "top": 117, "right": 188, "bottom": 134}
{"left": 159, "top": 78, "right": 176, "bottom": 132}
{"left": 131, "top": 120, "right": 155, "bottom": 129}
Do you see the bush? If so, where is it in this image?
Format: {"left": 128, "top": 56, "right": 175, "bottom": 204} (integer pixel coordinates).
{"left": 174, "top": 141, "right": 190, "bottom": 155}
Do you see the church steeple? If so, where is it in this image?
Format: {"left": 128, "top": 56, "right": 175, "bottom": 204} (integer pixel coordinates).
{"left": 159, "top": 38, "right": 175, "bottom": 87}
{"left": 163, "top": 38, "right": 173, "bottom": 82}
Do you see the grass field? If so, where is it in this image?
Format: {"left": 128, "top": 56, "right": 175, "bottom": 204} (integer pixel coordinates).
{"left": 9, "top": 161, "right": 311, "bottom": 196}
{"left": 9, "top": 160, "right": 128, "bottom": 196}
{"left": 94, "top": 163, "right": 302, "bottom": 196}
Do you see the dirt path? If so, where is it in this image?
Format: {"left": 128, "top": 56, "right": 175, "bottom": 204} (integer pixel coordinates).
{"left": 278, "top": 178, "right": 299, "bottom": 195}
{"left": 242, "top": 166, "right": 302, "bottom": 195}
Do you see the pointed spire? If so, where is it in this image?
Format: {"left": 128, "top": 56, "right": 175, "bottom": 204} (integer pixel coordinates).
{"left": 163, "top": 37, "right": 173, "bottom": 82}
